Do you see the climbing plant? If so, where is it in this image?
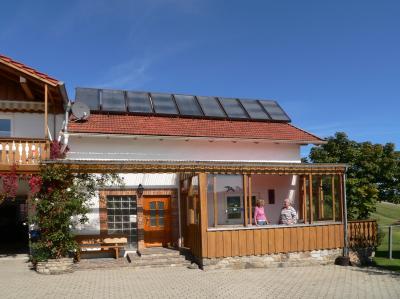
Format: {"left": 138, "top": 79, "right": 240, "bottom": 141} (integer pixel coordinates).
{"left": 30, "top": 164, "right": 120, "bottom": 262}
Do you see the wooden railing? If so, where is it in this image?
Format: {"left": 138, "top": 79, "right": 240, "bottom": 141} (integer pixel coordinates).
{"left": 202, "top": 223, "right": 344, "bottom": 259}
{"left": 0, "top": 138, "right": 49, "bottom": 165}
{"left": 348, "top": 219, "right": 377, "bottom": 248}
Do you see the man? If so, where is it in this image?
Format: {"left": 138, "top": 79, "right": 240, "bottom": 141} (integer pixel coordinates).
{"left": 279, "top": 198, "right": 298, "bottom": 224}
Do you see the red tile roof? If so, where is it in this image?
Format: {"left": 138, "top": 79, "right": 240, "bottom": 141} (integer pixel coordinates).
{"left": 0, "top": 54, "right": 60, "bottom": 86}
{"left": 68, "top": 114, "right": 324, "bottom": 143}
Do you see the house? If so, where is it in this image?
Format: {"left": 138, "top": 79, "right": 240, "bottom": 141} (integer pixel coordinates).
{"left": 63, "top": 87, "right": 359, "bottom": 269}
{"left": 0, "top": 54, "right": 67, "bottom": 253}
{"left": 0, "top": 55, "right": 375, "bottom": 269}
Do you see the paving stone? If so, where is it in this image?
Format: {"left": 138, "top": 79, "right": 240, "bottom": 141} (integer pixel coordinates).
{"left": 0, "top": 259, "right": 399, "bottom": 298}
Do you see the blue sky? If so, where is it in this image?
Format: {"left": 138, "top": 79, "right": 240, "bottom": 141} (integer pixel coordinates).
{"left": 1, "top": 0, "right": 399, "bottom": 156}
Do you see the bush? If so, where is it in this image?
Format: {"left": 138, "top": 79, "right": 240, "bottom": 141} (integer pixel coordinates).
{"left": 30, "top": 164, "right": 120, "bottom": 261}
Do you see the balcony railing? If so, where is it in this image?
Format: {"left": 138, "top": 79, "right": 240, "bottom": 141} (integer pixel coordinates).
{"left": 0, "top": 138, "right": 49, "bottom": 165}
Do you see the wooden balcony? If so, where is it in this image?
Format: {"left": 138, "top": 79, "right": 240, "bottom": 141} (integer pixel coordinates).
{"left": 0, "top": 138, "right": 49, "bottom": 173}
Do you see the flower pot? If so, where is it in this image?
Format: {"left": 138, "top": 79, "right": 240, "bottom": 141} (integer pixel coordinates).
{"left": 35, "top": 258, "right": 74, "bottom": 275}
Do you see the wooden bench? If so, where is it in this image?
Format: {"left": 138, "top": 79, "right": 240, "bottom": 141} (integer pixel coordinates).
{"left": 75, "top": 234, "right": 128, "bottom": 261}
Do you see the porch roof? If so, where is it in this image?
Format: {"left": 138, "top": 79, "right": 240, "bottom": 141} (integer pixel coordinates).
{"left": 67, "top": 114, "right": 324, "bottom": 144}
{"left": 46, "top": 160, "right": 347, "bottom": 175}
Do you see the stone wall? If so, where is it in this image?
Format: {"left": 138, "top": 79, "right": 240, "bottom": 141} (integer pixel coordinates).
{"left": 201, "top": 248, "right": 342, "bottom": 270}
{"left": 36, "top": 258, "right": 74, "bottom": 275}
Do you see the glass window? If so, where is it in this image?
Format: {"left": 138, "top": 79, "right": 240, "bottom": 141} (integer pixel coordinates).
{"left": 207, "top": 174, "right": 244, "bottom": 227}
{"left": 106, "top": 195, "right": 137, "bottom": 248}
{"left": 0, "top": 119, "right": 11, "bottom": 137}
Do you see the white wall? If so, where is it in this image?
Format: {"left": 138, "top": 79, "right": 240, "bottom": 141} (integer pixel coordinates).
{"left": 251, "top": 174, "right": 299, "bottom": 224}
{"left": 67, "top": 136, "right": 301, "bottom": 162}
{"left": 72, "top": 173, "right": 178, "bottom": 235}
{"left": 0, "top": 112, "right": 64, "bottom": 139}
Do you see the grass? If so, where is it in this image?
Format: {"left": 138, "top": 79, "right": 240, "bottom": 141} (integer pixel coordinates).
{"left": 370, "top": 202, "right": 400, "bottom": 272}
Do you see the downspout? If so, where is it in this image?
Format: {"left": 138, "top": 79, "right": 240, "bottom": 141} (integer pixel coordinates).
{"left": 343, "top": 167, "right": 349, "bottom": 257}
{"left": 60, "top": 101, "right": 71, "bottom": 153}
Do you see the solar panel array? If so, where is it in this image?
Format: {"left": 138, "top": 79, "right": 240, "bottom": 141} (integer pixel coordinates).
{"left": 75, "top": 87, "right": 291, "bottom": 122}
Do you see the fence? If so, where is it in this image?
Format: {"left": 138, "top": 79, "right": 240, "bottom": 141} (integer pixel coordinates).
{"left": 347, "top": 219, "right": 377, "bottom": 248}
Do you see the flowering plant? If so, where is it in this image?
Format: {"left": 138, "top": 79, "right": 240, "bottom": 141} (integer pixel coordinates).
{"left": 30, "top": 164, "right": 120, "bottom": 262}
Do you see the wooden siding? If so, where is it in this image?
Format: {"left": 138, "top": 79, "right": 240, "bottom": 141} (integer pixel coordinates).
{"left": 201, "top": 224, "right": 344, "bottom": 258}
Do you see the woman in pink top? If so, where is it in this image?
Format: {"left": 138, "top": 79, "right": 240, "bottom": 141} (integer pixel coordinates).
{"left": 254, "top": 199, "right": 269, "bottom": 226}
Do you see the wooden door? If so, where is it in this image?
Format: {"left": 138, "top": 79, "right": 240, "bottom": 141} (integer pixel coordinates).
{"left": 143, "top": 196, "right": 171, "bottom": 247}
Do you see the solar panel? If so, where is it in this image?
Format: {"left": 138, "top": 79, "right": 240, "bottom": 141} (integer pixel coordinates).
{"left": 240, "top": 99, "right": 270, "bottom": 120}
{"left": 101, "top": 89, "right": 126, "bottom": 112}
{"left": 259, "top": 100, "right": 291, "bottom": 121}
{"left": 174, "top": 94, "right": 203, "bottom": 116}
{"left": 127, "top": 92, "right": 153, "bottom": 113}
{"left": 75, "top": 88, "right": 100, "bottom": 110}
{"left": 151, "top": 93, "right": 179, "bottom": 115}
{"left": 197, "top": 96, "right": 226, "bottom": 118}
{"left": 219, "top": 98, "right": 249, "bottom": 119}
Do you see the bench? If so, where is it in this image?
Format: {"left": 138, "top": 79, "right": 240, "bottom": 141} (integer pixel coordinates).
{"left": 75, "top": 234, "right": 128, "bottom": 261}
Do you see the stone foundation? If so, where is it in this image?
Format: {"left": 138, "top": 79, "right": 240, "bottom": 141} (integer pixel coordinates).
{"left": 36, "top": 258, "right": 74, "bottom": 275}
{"left": 201, "top": 249, "right": 342, "bottom": 270}
{"left": 349, "top": 247, "right": 375, "bottom": 266}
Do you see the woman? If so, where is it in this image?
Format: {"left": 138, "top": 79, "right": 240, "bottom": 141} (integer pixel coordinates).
{"left": 254, "top": 199, "right": 269, "bottom": 226}
{"left": 279, "top": 198, "right": 298, "bottom": 225}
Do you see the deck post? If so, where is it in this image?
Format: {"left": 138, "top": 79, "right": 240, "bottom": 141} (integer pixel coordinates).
{"left": 248, "top": 175, "right": 252, "bottom": 225}
{"left": 343, "top": 172, "right": 349, "bottom": 257}
{"left": 44, "top": 84, "right": 48, "bottom": 140}
{"left": 199, "top": 173, "right": 208, "bottom": 259}
{"left": 213, "top": 175, "right": 218, "bottom": 227}
{"left": 309, "top": 174, "right": 313, "bottom": 224}
{"left": 243, "top": 174, "right": 248, "bottom": 227}
{"left": 331, "top": 176, "right": 336, "bottom": 221}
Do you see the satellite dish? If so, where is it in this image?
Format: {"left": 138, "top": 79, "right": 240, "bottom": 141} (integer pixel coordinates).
{"left": 71, "top": 102, "right": 90, "bottom": 120}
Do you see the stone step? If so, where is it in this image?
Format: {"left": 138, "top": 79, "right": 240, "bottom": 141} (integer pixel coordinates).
{"left": 137, "top": 252, "right": 181, "bottom": 259}
{"left": 130, "top": 256, "right": 189, "bottom": 266}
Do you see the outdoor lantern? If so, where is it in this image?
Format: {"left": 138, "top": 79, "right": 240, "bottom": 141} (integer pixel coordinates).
{"left": 137, "top": 184, "right": 144, "bottom": 197}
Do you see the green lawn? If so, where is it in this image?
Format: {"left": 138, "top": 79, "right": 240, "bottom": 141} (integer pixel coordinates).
{"left": 370, "top": 202, "right": 400, "bottom": 272}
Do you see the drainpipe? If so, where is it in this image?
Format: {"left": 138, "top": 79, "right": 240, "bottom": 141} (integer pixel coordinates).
{"left": 60, "top": 101, "right": 71, "bottom": 153}
{"left": 177, "top": 175, "right": 182, "bottom": 248}
{"left": 343, "top": 168, "right": 349, "bottom": 257}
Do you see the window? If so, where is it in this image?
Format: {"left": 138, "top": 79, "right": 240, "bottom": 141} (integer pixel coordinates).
{"left": 268, "top": 189, "right": 275, "bottom": 204}
{"left": 0, "top": 119, "right": 11, "bottom": 137}
{"left": 302, "top": 175, "right": 341, "bottom": 222}
{"left": 207, "top": 174, "right": 244, "bottom": 227}
{"left": 107, "top": 195, "right": 137, "bottom": 248}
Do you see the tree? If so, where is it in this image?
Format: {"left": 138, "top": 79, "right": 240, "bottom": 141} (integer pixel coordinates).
{"left": 308, "top": 132, "right": 399, "bottom": 219}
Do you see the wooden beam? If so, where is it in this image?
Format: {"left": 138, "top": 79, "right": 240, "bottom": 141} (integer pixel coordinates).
{"left": 243, "top": 174, "right": 248, "bottom": 227}
{"left": 319, "top": 177, "right": 324, "bottom": 219}
{"left": 248, "top": 175, "right": 252, "bottom": 225}
{"left": 339, "top": 174, "right": 344, "bottom": 222}
{"left": 213, "top": 175, "right": 218, "bottom": 227}
{"left": 332, "top": 175, "right": 336, "bottom": 221}
{"left": 309, "top": 174, "right": 313, "bottom": 224}
{"left": 19, "top": 77, "right": 34, "bottom": 100}
{"left": 302, "top": 175, "right": 307, "bottom": 223}
{"left": 199, "top": 173, "right": 208, "bottom": 258}
{"left": 44, "top": 84, "right": 48, "bottom": 140}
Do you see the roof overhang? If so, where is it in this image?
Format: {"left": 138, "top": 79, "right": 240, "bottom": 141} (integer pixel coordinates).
{"left": 45, "top": 160, "right": 347, "bottom": 175}
{"left": 66, "top": 132, "right": 327, "bottom": 145}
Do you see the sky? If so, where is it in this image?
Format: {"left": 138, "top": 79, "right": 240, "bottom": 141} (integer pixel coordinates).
{"left": 1, "top": 0, "right": 399, "bottom": 157}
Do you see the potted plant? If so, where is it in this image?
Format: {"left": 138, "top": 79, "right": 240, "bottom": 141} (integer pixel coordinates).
{"left": 30, "top": 164, "right": 119, "bottom": 274}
